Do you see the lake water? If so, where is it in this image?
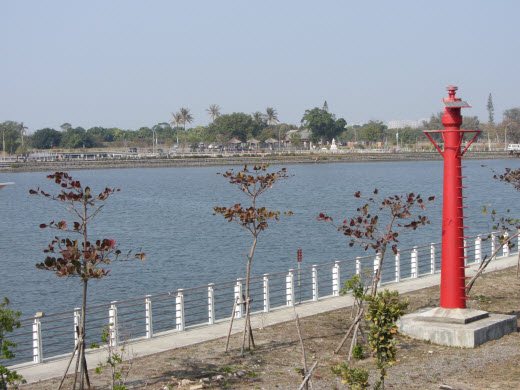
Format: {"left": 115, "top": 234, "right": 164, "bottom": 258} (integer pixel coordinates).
{"left": 1, "top": 159, "right": 519, "bottom": 318}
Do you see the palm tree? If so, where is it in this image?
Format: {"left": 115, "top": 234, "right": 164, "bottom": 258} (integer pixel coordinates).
{"left": 206, "top": 104, "right": 221, "bottom": 122}
{"left": 253, "top": 111, "right": 264, "bottom": 123}
{"left": 265, "top": 107, "right": 280, "bottom": 150}
{"left": 179, "top": 107, "right": 194, "bottom": 133}
{"left": 265, "top": 107, "right": 278, "bottom": 126}
{"left": 170, "top": 112, "right": 183, "bottom": 144}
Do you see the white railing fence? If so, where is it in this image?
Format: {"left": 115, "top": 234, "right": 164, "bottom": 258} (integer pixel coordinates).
{"left": 3, "top": 231, "right": 516, "bottom": 367}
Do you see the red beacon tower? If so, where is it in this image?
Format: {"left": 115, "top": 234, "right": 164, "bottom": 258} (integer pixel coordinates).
{"left": 398, "top": 88, "right": 514, "bottom": 347}
{"left": 424, "top": 86, "right": 480, "bottom": 309}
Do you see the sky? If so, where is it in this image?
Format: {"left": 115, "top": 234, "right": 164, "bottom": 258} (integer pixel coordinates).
{"left": 1, "top": 0, "right": 519, "bottom": 133}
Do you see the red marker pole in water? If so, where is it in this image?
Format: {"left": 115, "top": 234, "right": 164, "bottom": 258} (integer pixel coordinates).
{"left": 424, "top": 86, "right": 480, "bottom": 309}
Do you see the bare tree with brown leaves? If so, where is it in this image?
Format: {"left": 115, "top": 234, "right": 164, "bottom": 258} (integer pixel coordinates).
{"left": 214, "top": 164, "right": 292, "bottom": 355}
{"left": 30, "top": 172, "right": 145, "bottom": 390}
{"left": 318, "top": 189, "right": 434, "bottom": 358}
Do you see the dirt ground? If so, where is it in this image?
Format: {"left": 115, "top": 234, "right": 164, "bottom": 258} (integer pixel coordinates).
{"left": 19, "top": 267, "right": 520, "bottom": 390}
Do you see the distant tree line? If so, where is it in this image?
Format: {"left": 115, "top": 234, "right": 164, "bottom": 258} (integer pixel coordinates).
{"left": 2, "top": 101, "right": 520, "bottom": 154}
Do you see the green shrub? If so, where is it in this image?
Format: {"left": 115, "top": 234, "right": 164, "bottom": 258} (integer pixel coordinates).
{"left": 352, "top": 345, "right": 365, "bottom": 360}
{"left": 365, "top": 289, "right": 409, "bottom": 389}
{"left": 331, "top": 364, "right": 369, "bottom": 390}
{"left": 0, "top": 297, "right": 26, "bottom": 389}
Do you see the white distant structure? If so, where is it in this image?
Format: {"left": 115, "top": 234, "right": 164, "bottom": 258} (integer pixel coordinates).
{"left": 387, "top": 119, "right": 428, "bottom": 129}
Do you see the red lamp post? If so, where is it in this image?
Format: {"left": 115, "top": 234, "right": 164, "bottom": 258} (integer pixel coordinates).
{"left": 424, "top": 86, "right": 480, "bottom": 309}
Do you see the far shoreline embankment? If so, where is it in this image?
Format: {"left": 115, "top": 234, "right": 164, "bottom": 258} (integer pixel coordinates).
{"left": 0, "top": 150, "right": 514, "bottom": 173}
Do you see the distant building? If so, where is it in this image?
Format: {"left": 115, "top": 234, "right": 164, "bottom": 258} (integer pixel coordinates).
{"left": 387, "top": 119, "right": 428, "bottom": 129}
{"left": 284, "top": 129, "right": 300, "bottom": 139}
{"left": 285, "top": 128, "right": 312, "bottom": 149}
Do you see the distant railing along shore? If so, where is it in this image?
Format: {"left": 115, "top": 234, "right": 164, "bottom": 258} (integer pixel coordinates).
{"left": 0, "top": 150, "right": 512, "bottom": 172}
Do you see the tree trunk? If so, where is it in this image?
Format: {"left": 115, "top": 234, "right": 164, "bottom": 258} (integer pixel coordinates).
{"left": 78, "top": 279, "right": 89, "bottom": 390}
{"left": 371, "top": 217, "right": 395, "bottom": 296}
{"left": 241, "top": 235, "right": 258, "bottom": 355}
{"left": 371, "top": 247, "right": 386, "bottom": 296}
{"left": 79, "top": 200, "right": 91, "bottom": 390}
{"left": 241, "top": 257, "right": 253, "bottom": 355}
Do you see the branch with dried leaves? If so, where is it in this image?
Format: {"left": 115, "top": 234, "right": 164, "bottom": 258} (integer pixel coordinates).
{"left": 30, "top": 172, "right": 145, "bottom": 390}
{"left": 318, "top": 189, "right": 434, "bottom": 295}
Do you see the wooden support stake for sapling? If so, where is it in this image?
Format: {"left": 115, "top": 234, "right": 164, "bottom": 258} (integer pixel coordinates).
{"left": 58, "top": 327, "right": 81, "bottom": 390}
{"left": 298, "top": 361, "right": 318, "bottom": 390}
{"left": 295, "top": 315, "right": 309, "bottom": 390}
{"left": 334, "top": 308, "right": 364, "bottom": 356}
{"left": 225, "top": 297, "right": 239, "bottom": 353}
{"left": 295, "top": 313, "right": 314, "bottom": 390}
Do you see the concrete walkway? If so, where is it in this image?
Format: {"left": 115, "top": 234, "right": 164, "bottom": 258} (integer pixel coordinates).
{"left": 13, "top": 254, "right": 517, "bottom": 384}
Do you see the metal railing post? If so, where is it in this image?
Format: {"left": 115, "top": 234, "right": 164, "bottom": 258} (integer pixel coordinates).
{"left": 355, "top": 257, "right": 361, "bottom": 276}
{"left": 145, "top": 295, "right": 153, "bottom": 339}
{"left": 73, "top": 307, "right": 80, "bottom": 346}
{"left": 464, "top": 239, "right": 468, "bottom": 266}
{"left": 518, "top": 229, "right": 520, "bottom": 254}
{"left": 32, "top": 314, "right": 43, "bottom": 364}
{"left": 475, "top": 235, "right": 482, "bottom": 263}
{"left": 517, "top": 229, "right": 520, "bottom": 255}
{"left": 286, "top": 269, "right": 295, "bottom": 306}
{"left": 411, "top": 247, "right": 418, "bottom": 278}
{"left": 263, "top": 274, "right": 270, "bottom": 312}
{"left": 395, "top": 252, "right": 401, "bottom": 282}
{"left": 176, "top": 289, "right": 185, "bottom": 331}
{"left": 430, "top": 243, "right": 436, "bottom": 274}
{"left": 207, "top": 284, "right": 215, "bottom": 325}
{"left": 491, "top": 232, "right": 496, "bottom": 254}
{"left": 234, "top": 279, "right": 243, "bottom": 319}
{"left": 332, "top": 261, "right": 340, "bottom": 296}
{"left": 109, "top": 301, "right": 119, "bottom": 347}
{"left": 312, "top": 265, "right": 318, "bottom": 302}
{"left": 503, "top": 232, "right": 510, "bottom": 257}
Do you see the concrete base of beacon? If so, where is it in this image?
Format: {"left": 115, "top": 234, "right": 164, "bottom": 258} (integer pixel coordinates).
{"left": 397, "top": 307, "right": 517, "bottom": 348}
